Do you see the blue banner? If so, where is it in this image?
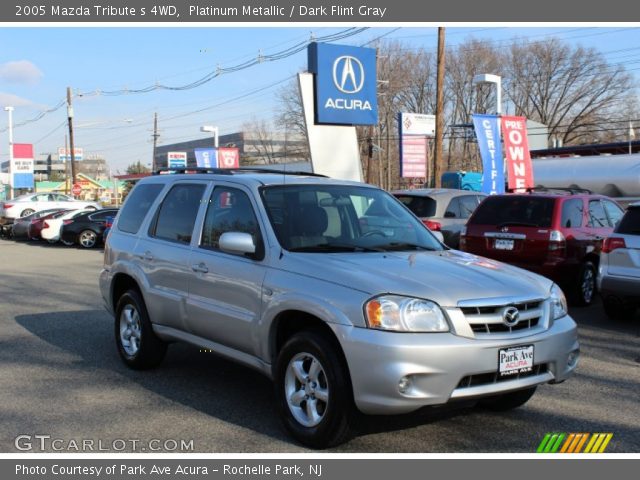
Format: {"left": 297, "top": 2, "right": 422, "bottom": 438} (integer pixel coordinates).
{"left": 195, "top": 148, "right": 218, "bottom": 168}
{"left": 472, "top": 114, "right": 505, "bottom": 195}
{"left": 308, "top": 42, "right": 378, "bottom": 126}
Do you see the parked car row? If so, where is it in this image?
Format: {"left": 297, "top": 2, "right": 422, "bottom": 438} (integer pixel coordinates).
{"left": 3, "top": 206, "right": 118, "bottom": 248}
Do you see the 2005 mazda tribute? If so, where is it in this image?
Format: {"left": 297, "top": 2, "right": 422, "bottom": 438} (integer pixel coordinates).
{"left": 100, "top": 170, "right": 579, "bottom": 448}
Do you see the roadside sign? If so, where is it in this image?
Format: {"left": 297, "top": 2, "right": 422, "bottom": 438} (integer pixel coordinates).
{"left": 168, "top": 152, "right": 188, "bottom": 169}
{"left": 72, "top": 184, "right": 82, "bottom": 196}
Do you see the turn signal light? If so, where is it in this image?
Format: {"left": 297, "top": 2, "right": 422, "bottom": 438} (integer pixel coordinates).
{"left": 602, "top": 237, "right": 626, "bottom": 253}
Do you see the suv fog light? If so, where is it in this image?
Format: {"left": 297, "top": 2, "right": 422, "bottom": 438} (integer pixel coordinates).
{"left": 567, "top": 350, "right": 580, "bottom": 369}
{"left": 398, "top": 376, "right": 412, "bottom": 394}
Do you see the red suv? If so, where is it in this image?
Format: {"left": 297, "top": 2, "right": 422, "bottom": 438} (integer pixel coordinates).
{"left": 460, "top": 190, "right": 624, "bottom": 305}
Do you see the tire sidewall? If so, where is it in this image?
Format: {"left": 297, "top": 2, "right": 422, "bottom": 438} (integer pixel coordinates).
{"left": 575, "top": 261, "right": 596, "bottom": 306}
{"left": 79, "top": 229, "right": 97, "bottom": 248}
{"left": 274, "top": 331, "right": 353, "bottom": 449}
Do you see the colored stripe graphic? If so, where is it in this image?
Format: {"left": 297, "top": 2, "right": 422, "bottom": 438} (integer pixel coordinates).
{"left": 538, "top": 433, "right": 613, "bottom": 453}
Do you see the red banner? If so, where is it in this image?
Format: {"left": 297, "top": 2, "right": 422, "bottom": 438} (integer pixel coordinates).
{"left": 501, "top": 116, "right": 534, "bottom": 192}
{"left": 218, "top": 147, "right": 240, "bottom": 168}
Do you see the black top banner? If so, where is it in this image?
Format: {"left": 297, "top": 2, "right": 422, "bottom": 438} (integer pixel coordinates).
{"left": 3, "top": 0, "right": 640, "bottom": 22}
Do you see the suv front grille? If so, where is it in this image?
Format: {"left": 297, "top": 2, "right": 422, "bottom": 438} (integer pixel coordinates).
{"left": 456, "top": 364, "right": 548, "bottom": 389}
{"left": 461, "top": 301, "right": 544, "bottom": 335}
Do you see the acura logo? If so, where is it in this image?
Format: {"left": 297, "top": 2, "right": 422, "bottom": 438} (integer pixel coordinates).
{"left": 332, "top": 55, "right": 365, "bottom": 94}
{"left": 502, "top": 306, "right": 520, "bottom": 327}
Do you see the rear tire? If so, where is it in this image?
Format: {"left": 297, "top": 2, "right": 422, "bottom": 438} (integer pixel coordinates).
{"left": 79, "top": 229, "right": 98, "bottom": 248}
{"left": 480, "top": 386, "right": 537, "bottom": 411}
{"left": 274, "top": 330, "right": 354, "bottom": 449}
{"left": 115, "top": 290, "right": 167, "bottom": 369}
{"left": 572, "top": 261, "right": 596, "bottom": 306}
{"left": 20, "top": 209, "right": 35, "bottom": 217}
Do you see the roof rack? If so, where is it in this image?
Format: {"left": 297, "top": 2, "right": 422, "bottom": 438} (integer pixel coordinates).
{"left": 525, "top": 186, "right": 593, "bottom": 195}
{"left": 153, "top": 167, "right": 327, "bottom": 178}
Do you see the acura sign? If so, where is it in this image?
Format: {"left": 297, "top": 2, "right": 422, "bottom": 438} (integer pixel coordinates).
{"left": 308, "top": 42, "right": 378, "bottom": 125}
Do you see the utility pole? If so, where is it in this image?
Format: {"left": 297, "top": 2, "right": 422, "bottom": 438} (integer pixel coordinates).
{"left": 66, "top": 87, "right": 77, "bottom": 188}
{"left": 4, "top": 106, "right": 14, "bottom": 199}
{"left": 64, "top": 134, "right": 70, "bottom": 194}
{"left": 152, "top": 112, "right": 159, "bottom": 172}
{"left": 366, "top": 126, "right": 373, "bottom": 184}
{"left": 434, "top": 27, "right": 446, "bottom": 188}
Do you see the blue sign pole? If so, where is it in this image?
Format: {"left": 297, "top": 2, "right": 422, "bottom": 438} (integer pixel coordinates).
{"left": 472, "top": 114, "right": 505, "bottom": 195}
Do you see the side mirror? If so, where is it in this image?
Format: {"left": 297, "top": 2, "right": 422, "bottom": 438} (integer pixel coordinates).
{"left": 444, "top": 211, "right": 456, "bottom": 218}
{"left": 219, "top": 232, "right": 256, "bottom": 256}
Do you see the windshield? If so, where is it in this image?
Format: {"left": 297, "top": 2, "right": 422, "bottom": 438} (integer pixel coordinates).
{"left": 261, "top": 184, "right": 444, "bottom": 252}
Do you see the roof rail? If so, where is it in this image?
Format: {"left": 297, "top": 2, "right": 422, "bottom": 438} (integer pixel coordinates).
{"left": 153, "top": 167, "right": 327, "bottom": 178}
{"left": 525, "top": 186, "right": 593, "bottom": 195}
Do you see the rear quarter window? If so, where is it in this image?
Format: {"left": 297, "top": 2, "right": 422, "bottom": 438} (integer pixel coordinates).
{"left": 395, "top": 195, "right": 437, "bottom": 218}
{"left": 468, "top": 196, "right": 555, "bottom": 228}
{"left": 117, "top": 183, "right": 165, "bottom": 234}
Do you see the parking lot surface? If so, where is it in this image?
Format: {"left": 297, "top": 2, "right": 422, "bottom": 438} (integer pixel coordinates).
{"left": 1, "top": 239, "right": 639, "bottom": 452}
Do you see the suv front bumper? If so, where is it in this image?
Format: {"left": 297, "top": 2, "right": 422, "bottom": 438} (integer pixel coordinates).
{"left": 333, "top": 315, "right": 578, "bottom": 415}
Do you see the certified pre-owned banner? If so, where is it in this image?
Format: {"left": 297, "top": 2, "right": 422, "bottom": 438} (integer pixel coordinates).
{"left": 502, "top": 116, "right": 534, "bottom": 192}
{"left": 472, "top": 114, "right": 504, "bottom": 195}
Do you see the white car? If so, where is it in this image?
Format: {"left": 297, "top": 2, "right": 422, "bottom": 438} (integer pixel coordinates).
{"left": 41, "top": 209, "right": 91, "bottom": 244}
{"left": 0, "top": 193, "right": 101, "bottom": 220}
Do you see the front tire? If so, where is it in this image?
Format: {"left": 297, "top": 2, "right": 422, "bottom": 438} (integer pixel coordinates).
{"left": 115, "top": 290, "right": 167, "bottom": 369}
{"left": 480, "top": 386, "right": 537, "bottom": 411}
{"left": 274, "top": 330, "right": 354, "bottom": 449}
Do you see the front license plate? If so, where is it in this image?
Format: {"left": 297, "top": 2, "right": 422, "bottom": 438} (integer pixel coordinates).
{"left": 494, "top": 239, "right": 514, "bottom": 250}
{"left": 499, "top": 345, "right": 534, "bottom": 376}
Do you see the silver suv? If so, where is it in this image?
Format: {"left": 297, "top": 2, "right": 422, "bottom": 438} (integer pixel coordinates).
{"left": 100, "top": 169, "right": 579, "bottom": 448}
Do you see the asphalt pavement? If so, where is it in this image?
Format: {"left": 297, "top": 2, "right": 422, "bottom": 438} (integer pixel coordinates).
{"left": 1, "top": 238, "right": 639, "bottom": 452}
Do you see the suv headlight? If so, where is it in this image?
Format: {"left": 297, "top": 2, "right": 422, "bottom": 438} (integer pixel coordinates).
{"left": 365, "top": 295, "right": 449, "bottom": 332}
{"left": 550, "top": 284, "right": 568, "bottom": 320}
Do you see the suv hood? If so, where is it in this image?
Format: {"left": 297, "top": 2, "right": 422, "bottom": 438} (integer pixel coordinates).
{"left": 282, "top": 249, "right": 553, "bottom": 307}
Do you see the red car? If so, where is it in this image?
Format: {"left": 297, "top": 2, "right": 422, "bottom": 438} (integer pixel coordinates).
{"left": 28, "top": 210, "right": 71, "bottom": 242}
{"left": 460, "top": 190, "right": 624, "bottom": 305}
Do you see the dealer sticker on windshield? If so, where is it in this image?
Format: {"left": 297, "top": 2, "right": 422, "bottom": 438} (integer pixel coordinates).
{"left": 499, "top": 345, "right": 534, "bottom": 376}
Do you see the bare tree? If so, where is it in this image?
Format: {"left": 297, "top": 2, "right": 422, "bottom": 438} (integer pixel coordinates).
{"left": 241, "top": 119, "right": 279, "bottom": 164}
{"left": 275, "top": 77, "right": 310, "bottom": 162}
{"left": 505, "top": 38, "right": 634, "bottom": 145}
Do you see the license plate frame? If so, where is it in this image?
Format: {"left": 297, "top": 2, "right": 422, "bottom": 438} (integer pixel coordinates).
{"left": 498, "top": 345, "right": 534, "bottom": 376}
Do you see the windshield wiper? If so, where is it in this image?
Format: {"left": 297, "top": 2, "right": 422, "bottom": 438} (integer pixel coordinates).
{"left": 289, "top": 243, "right": 384, "bottom": 253}
{"left": 497, "top": 221, "right": 539, "bottom": 228}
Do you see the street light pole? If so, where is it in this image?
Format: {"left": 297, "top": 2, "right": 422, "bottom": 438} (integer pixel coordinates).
{"left": 200, "top": 125, "right": 219, "bottom": 148}
{"left": 66, "top": 87, "right": 77, "bottom": 188}
{"left": 472, "top": 73, "right": 502, "bottom": 115}
{"left": 4, "top": 106, "right": 14, "bottom": 199}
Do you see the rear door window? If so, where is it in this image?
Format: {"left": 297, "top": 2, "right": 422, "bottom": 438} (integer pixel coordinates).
{"left": 560, "top": 198, "right": 584, "bottom": 228}
{"left": 468, "top": 196, "right": 555, "bottom": 227}
{"left": 150, "top": 183, "right": 206, "bottom": 244}
{"left": 445, "top": 197, "right": 461, "bottom": 218}
{"left": 117, "top": 183, "right": 165, "bottom": 234}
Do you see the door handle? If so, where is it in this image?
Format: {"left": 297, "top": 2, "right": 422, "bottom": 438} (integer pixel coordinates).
{"left": 138, "top": 251, "right": 154, "bottom": 261}
{"left": 191, "top": 263, "right": 209, "bottom": 273}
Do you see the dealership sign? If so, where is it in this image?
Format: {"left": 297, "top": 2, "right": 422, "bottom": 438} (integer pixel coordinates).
{"left": 308, "top": 42, "right": 378, "bottom": 125}
{"left": 167, "top": 152, "right": 187, "bottom": 169}
{"left": 502, "top": 116, "right": 534, "bottom": 192}
{"left": 398, "top": 113, "right": 434, "bottom": 179}
{"left": 472, "top": 114, "right": 505, "bottom": 195}
{"left": 10, "top": 143, "right": 35, "bottom": 189}
{"left": 58, "top": 147, "right": 84, "bottom": 162}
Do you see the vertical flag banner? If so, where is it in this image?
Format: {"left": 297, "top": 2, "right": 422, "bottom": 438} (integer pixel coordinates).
{"left": 502, "top": 116, "right": 534, "bottom": 192}
{"left": 11, "top": 143, "right": 35, "bottom": 189}
{"left": 218, "top": 147, "right": 240, "bottom": 168}
{"left": 195, "top": 148, "right": 218, "bottom": 168}
{"left": 472, "top": 114, "right": 505, "bottom": 195}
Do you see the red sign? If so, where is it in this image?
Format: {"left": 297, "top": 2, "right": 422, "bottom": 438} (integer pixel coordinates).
{"left": 12, "top": 143, "right": 34, "bottom": 159}
{"left": 218, "top": 147, "right": 240, "bottom": 168}
{"left": 501, "top": 116, "right": 534, "bottom": 192}
{"left": 400, "top": 135, "right": 428, "bottom": 178}
{"left": 72, "top": 184, "right": 82, "bottom": 196}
